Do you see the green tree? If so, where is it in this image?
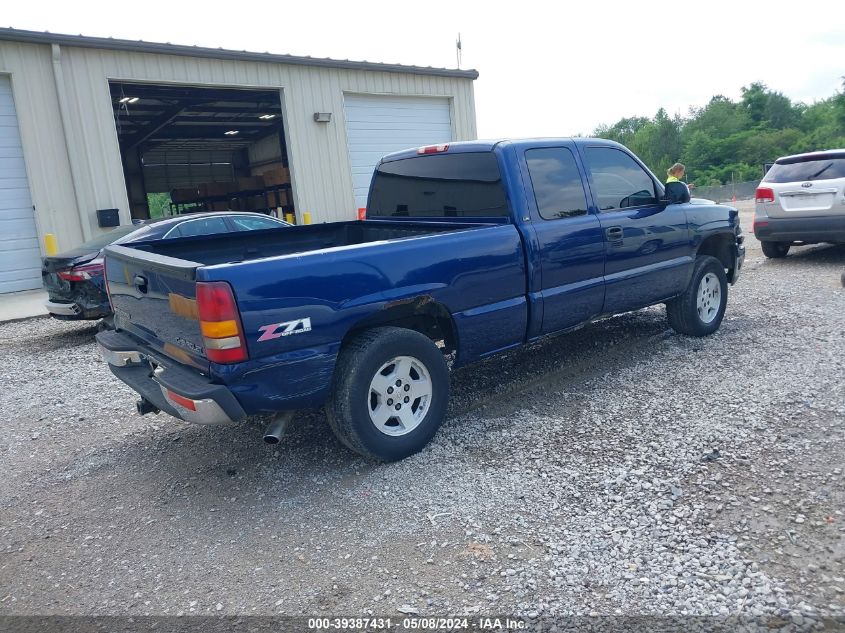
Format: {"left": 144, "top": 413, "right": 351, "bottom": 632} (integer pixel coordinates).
{"left": 741, "top": 82, "right": 769, "bottom": 126}
{"left": 593, "top": 79, "right": 845, "bottom": 185}
{"left": 147, "top": 192, "right": 172, "bottom": 218}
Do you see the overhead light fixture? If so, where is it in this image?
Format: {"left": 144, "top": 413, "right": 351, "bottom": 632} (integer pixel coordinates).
{"left": 258, "top": 114, "right": 276, "bottom": 120}
{"left": 119, "top": 96, "right": 140, "bottom": 104}
{"left": 224, "top": 130, "right": 240, "bottom": 135}
{"left": 128, "top": 97, "right": 139, "bottom": 104}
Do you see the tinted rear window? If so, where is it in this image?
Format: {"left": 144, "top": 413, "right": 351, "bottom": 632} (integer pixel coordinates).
{"left": 368, "top": 152, "right": 509, "bottom": 218}
{"left": 764, "top": 156, "right": 845, "bottom": 183}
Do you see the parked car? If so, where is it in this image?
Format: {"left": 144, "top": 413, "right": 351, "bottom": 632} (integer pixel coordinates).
{"left": 42, "top": 212, "right": 290, "bottom": 321}
{"left": 96, "top": 138, "right": 745, "bottom": 461}
{"left": 754, "top": 149, "right": 845, "bottom": 257}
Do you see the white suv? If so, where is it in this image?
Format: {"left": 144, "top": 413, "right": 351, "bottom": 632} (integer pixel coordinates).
{"left": 753, "top": 150, "right": 845, "bottom": 258}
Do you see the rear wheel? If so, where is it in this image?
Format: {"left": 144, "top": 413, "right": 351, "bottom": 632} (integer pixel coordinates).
{"left": 666, "top": 255, "right": 728, "bottom": 337}
{"left": 326, "top": 327, "right": 449, "bottom": 461}
{"left": 761, "top": 241, "right": 790, "bottom": 258}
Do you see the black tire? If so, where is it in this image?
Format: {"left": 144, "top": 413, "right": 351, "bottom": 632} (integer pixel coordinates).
{"left": 666, "top": 255, "right": 728, "bottom": 337}
{"left": 761, "top": 241, "right": 790, "bottom": 258}
{"left": 326, "top": 327, "right": 449, "bottom": 461}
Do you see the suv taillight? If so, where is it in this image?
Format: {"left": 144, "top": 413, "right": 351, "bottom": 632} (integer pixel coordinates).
{"left": 755, "top": 187, "right": 775, "bottom": 203}
{"left": 196, "top": 281, "right": 248, "bottom": 363}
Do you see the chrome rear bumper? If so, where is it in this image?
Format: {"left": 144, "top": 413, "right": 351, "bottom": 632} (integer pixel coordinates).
{"left": 44, "top": 300, "right": 81, "bottom": 316}
{"left": 95, "top": 329, "right": 245, "bottom": 426}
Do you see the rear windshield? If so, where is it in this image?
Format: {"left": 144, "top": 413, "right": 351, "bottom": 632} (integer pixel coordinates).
{"left": 764, "top": 155, "right": 845, "bottom": 183}
{"left": 367, "top": 152, "right": 509, "bottom": 218}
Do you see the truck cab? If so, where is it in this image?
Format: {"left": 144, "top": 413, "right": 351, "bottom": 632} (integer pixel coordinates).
{"left": 368, "top": 139, "right": 742, "bottom": 338}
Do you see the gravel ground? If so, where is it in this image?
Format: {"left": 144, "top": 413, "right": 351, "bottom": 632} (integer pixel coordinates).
{"left": 1, "top": 203, "right": 843, "bottom": 626}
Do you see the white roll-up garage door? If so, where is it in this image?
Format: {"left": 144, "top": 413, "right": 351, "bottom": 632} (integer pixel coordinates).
{"left": 344, "top": 94, "right": 452, "bottom": 210}
{"left": 0, "top": 75, "right": 40, "bottom": 294}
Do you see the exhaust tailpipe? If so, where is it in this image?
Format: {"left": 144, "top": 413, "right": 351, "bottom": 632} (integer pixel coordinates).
{"left": 263, "top": 412, "right": 294, "bottom": 444}
{"left": 136, "top": 398, "right": 159, "bottom": 415}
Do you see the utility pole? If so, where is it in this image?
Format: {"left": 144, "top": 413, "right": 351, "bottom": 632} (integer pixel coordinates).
{"left": 456, "top": 33, "right": 462, "bottom": 69}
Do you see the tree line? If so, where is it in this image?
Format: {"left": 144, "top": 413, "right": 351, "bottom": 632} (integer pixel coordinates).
{"left": 594, "top": 80, "right": 845, "bottom": 186}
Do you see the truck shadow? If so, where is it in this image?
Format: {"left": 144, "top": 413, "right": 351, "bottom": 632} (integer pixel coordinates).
{"left": 447, "top": 307, "right": 671, "bottom": 418}
{"left": 1, "top": 319, "right": 99, "bottom": 353}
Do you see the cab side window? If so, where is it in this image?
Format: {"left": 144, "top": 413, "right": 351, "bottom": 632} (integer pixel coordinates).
{"left": 585, "top": 147, "right": 658, "bottom": 211}
{"left": 525, "top": 147, "right": 588, "bottom": 220}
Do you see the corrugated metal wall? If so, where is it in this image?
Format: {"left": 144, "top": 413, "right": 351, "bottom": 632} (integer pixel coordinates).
{"left": 0, "top": 39, "right": 477, "bottom": 251}
{"left": 0, "top": 42, "right": 85, "bottom": 251}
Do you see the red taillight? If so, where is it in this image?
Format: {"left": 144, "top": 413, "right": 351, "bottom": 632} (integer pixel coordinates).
{"left": 166, "top": 389, "right": 197, "bottom": 411}
{"left": 57, "top": 261, "right": 104, "bottom": 281}
{"left": 417, "top": 144, "right": 449, "bottom": 155}
{"left": 196, "top": 281, "right": 247, "bottom": 363}
{"left": 755, "top": 187, "right": 774, "bottom": 203}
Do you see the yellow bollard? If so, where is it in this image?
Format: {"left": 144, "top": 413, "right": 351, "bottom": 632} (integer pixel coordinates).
{"left": 284, "top": 212, "right": 295, "bottom": 224}
{"left": 302, "top": 212, "right": 312, "bottom": 225}
{"left": 44, "top": 233, "right": 58, "bottom": 256}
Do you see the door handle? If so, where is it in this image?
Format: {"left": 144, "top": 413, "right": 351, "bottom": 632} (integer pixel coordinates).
{"left": 605, "top": 226, "right": 623, "bottom": 241}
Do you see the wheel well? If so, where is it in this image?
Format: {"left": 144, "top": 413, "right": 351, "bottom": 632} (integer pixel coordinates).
{"left": 697, "top": 233, "right": 734, "bottom": 270}
{"left": 342, "top": 298, "right": 457, "bottom": 354}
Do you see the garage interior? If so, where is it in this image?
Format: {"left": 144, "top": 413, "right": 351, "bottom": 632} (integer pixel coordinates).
{"left": 110, "top": 82, "right": 293, "bottom": 221}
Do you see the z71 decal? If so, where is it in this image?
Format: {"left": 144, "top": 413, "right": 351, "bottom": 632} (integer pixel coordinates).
{"left": 257, "top": 317, "right": 312, "bottom": 341}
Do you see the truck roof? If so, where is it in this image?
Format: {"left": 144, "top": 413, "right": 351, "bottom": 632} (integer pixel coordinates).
{"left": 380, "top": 137, "right": 627, "bottom": 162}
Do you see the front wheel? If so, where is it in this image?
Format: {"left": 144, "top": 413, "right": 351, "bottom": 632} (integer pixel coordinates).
{"left": 761, "top": 241, "right": 790, "bottom": 258}
{"left": 666, "top": 255, "right": 728, "bottom": 337}
{"left": 326, "top": 327, "right": 449, "bottom": 461}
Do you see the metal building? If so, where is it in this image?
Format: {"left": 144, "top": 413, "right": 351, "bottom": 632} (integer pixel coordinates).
{"left": 0, "top": 28, "right": 478, "bottom": 294}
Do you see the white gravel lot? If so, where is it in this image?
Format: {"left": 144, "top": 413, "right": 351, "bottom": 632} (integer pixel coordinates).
{"left": 1, "top": 204, "right": 843, "bottom": 629}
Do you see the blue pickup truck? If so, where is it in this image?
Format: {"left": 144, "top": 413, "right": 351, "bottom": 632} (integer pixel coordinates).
{"left": 96, "top": 138, "right": 744, "bottom": 461}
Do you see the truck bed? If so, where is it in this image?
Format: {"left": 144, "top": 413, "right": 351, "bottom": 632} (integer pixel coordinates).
{"left": 104, "top": 218, "right": 527, "bottom": 381}
{"left": 128, "top": 220, "right": 492, "bottom": 266}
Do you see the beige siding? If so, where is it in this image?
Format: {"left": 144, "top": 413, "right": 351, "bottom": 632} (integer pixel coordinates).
{"left": 0, "top": 39, "right": 477, "bottom": 248}
{"left": 0, "top": 42, "right": 84, "bottom": 252}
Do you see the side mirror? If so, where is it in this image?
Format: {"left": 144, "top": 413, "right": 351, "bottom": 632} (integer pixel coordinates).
{"left": 657, "top": 196, "right": 670, "bottom": 211}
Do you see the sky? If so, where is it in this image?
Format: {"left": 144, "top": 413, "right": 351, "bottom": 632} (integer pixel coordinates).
{"left": 4, "top": 0, "right": 844, "bottom": 138}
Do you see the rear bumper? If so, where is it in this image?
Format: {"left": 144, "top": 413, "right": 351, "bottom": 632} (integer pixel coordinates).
{"left": 96, "top": 329, "right": 246, "bottom": 426}
{"left": 44, "top": 298, "right": 110, "bottom": 320}
{"left": 44, "top": 300, "right": 82, "bottom": 317}
{"left": 754, "top": 215, "right": 845, "bottom": 244}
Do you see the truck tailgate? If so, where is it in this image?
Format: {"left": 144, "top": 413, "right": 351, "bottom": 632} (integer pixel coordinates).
{"left": 104, "top": 244, "right": 209, "bottom": 371}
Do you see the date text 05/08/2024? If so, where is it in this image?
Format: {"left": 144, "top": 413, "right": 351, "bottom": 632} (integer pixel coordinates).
{"left": 306, "top": 617, "right": 526, "bottom": 630}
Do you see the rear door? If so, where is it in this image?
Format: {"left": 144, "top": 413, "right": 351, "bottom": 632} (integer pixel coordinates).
{"left": 580, "top": 145, "right": 692, "bottom": 314}
{"left": 521, "top": 145, "right": 605, "bottom": 334}
{"left": 0, "top": 75, "right": 41, "bottom": 294}
{"left": 344, "top": 94, "right": 452, "bottom": 211}
{"left": 762, "top": 154, "right": 845, "bottom": 218}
